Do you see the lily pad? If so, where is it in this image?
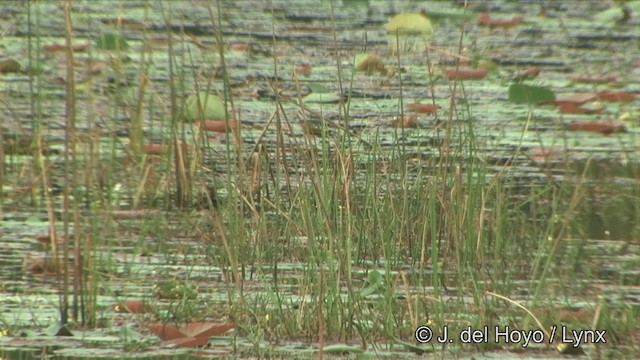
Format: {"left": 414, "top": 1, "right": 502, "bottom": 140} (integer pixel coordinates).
{"left": 508, "top": 83, "right": 555, "bottom": 104}
{"left": 184, "top": 93, "right": 227, "bottom": 121}
{"left": 385, "top": 13, "right": 433, "bottom": 35}
{"left": 95, "top": 33, "right": 129, "bottom": 50}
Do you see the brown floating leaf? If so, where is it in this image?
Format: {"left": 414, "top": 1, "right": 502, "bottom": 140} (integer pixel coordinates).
{"left": 142, "top": 142, "right": 191, "bottom": 155}
{"left": 391, "top": 115, "right": 417, "bottom": 128}
{"left": 195, "top": 119, "right": 239, "bottom": 133}
{"left": 477, "top": 13, "right": 524, "bottom": 29}
{"left": 552, "top": 93, "right": 597, "bottom": 106}
{"left": 0, "top": 59, "right": 21, "bottom": 73}
{"left": 406, "top": 103, "right": 439, "bottom": 114}
{"left": 558, "top": 103, "right": 605, "bottom": 114}
{"left": 42, "top": 43, "right": 90, "bottom": 53}
{"left": 162, "top": 336, "right": 210, "bottom": 348}
{"left": 293, "top": 64, "right": 313, "bottom": 76}
{"left": 112, "top": 301, "right": 153, "bottom": 314}
{"left": 148, "top": 323, "right": 184, "bottom": 341}
{"left": 567, "top": 120, "right": 625, "bottom": 134}
{"left": 178, "top": 322, "right": 235, "bottom": 338}
{"left": 569, "top": 74, "right": 617, "bottom": 84}
{"left": 596, "top": 91, "right": 637, "bottom": 102}
{"left": 443, "top": 67, "right": 487, "bottom": 80}
{"left": 514, "top": 66, "right": 541, "bottom": 80}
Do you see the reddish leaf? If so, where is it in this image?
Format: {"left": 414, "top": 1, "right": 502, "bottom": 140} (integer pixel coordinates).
{"left": 112, "top": 301, "right": 153, "bottom": 314}
{"left": 569, "top": 75, "right": 617, "bottom": 84}
{"left": 293, "top": 64, "right": 313, "bottom": 75}
{"left": 515, "top": 66, "right": 540, "bottom": 80}
{"left": 558, "top": 104, "right": 605, "bottom": 114}
{"left": 142, "top": 142, "right": 191, "bottom": 155}
{"left": 179, "top": 322, "right": 235, "bottom": 338}
{"left": 148, "top": 323, "right": 184, "bottom": 340}
{"left": 443, "top": 68, "right": 487, "bottom": 80}
{"left": 43, "top": 43, "right": 90, "bottom": 53}
{"left": 196, "top": 120, "right": 239, "bottom": 133}
{"left": 477, "top": 13, "right": 524, "bottom": 29}
{"left": 162, "top": 336, "right": 210, "bottom": 348}
{"left": 406, "top": 103, "right": 440, "bottom": 114}
{"left": 596, "top": 91, "right": 637, "bottom": 102}
{"left": 567, "top": 120, "right": 625, "bottom": 134}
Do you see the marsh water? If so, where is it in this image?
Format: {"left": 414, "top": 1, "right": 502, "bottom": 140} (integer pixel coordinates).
{"left": 0, "top": 0, "right": 639, "bottom": 359}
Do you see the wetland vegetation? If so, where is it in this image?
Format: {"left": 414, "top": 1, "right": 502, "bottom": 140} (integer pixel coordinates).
{"left": 0, "top": 0, "right": 639, "bottom": 359}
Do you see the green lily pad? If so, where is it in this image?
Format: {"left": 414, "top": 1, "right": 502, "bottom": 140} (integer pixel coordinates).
{"left": 184, "top": 93, "right": 227, "bottom": 121}
{"left": 508, "top": 84, "right": 555, "bottom": 104}
{"left": 95, "top": 33, "right": 129, "bottom": 51}
{"left": 385, "top": 13, "right": 433, "bottom": 35}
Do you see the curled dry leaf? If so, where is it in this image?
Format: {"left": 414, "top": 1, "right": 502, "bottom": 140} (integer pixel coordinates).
{"left": 148, "top": 323, "right": 184, "bottom": 341}
{"left": 406, "top": 103, "right": 439, "bottom": 114}
{"left": 391, "top": 115, "right": 417, "bottom": 128}
{"left": 567, "top": 120, "right": 625, "bottom": 134}
{"left": 112, "top": 301, "right": 154, "bottom": 314}
{"left": 443, "top": 67, "right": 487, "bottom": 80}
{"left": 558, "top": 103, "right": 605, "bottom": 114}
{"left": 196, "top": 119, "right": 239, "bottom": 133}
{"left": 596, "top": 91, "right": 637, "bottom": 102}
{"left": 477, "top": 13, "right": 524, "bottom": 29}
{"left": 178, "top": 322, "right": 235, "bottom": 338}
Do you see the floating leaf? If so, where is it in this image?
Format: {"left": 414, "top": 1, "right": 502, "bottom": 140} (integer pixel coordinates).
{"left": 148, "top": 323, "right": 183, "bottom": 341}
{"left": 112, "top": 301, "right": 154, "bottom": 314}
{"left": 567, "top": 120, "right": 625, "bottom": 134}
{"left": 322, "top": 344, "right": 364, "bottom": 354}
{"left": 0, "top": 59, "right": 21, "bottom": 73}
{"left": 390, "top": 115, "right": 417, "bottom": 128}
{"left": 293, "top": 64, "right": 312, "bottom": 76}
{"left": 393, "top": 337, "right": 434, "bottom": 354}
{"left": 385, "top": 13, "right": 433, "bottom": 35}
{"left": 406, "top": 103, "right": 440, "bottom": 114}
{"left": 354, "top": 53, "right": 387, "bottom": 75}
{"left": 508, "top": 83, "right": 555, "bottom": 104}
{"left": 95, "top": 33, "right": 129, "bottom": 50}
{"left": 304, "top": 92, "right": 342, "bottom": 103}
{"left": 477, "top": 13, "right": 524, "bottom": 29}
{"left": 163, "top": 336, "right": 210, "bottom": 348}
{"left": 558, "top": 103, "right": 605, "bottom": 114}
{"left": 307, "top": 82, "right": 331, "bottom": 93}
{"left": 179, "top": 322, "right": 235, "bottom": 338}
{"left": 443, "top": 68, "right": 487, "bottom": 80}
{"left": 569, "top": 74, "right": 617, "bottom": 84}
{"left": 596, "top": 91, "right": 637, "bottom": 102}
{"left": 184, "top": 93, "right": 227, "bottom": 122}
{"left": 553, "top": 93, "right": 597, "bottom": 106}
{"left": 196, "top": 119, "right": 238, "bottom": 133}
